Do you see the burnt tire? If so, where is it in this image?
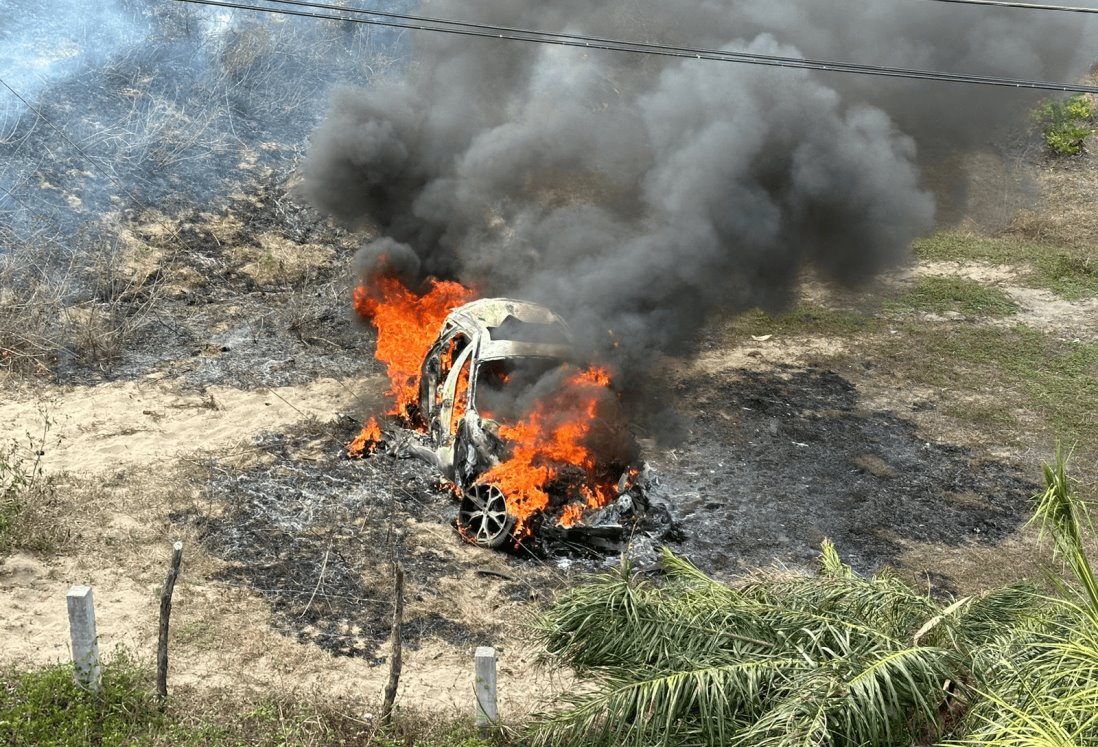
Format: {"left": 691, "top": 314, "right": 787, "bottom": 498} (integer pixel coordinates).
{"left": 457, "top": 483, "right": 516, "bottom": 548}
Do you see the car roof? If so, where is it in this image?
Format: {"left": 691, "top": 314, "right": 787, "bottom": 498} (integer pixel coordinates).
{"left": 445, "top": 298, "right": 567, "bottom": 332}
{"left": 443, "top": 298, "right": 573, "bottom": 362}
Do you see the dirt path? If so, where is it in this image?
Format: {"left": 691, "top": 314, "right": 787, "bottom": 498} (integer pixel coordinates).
{"left": 0, "top": 375, "right": 377, "bottom": 476}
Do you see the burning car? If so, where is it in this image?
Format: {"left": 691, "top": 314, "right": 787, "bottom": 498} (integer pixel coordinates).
{"left": 413, "top": 298, "right": 649, "bottom": 548}
{"left": 348, "top": 276, "right": 658, "bottom": 550}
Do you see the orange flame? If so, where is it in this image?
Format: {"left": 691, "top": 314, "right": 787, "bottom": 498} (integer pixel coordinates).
{"left": 348, "top": 276, "right": 631, "bottom": 543}
{"left": 557, "top": 503, "right": 586, "bottom": 528}
{"left": 348, "top": 275, "right": 475, "bottom": 453}
{"left": 347, "top": 415, "right": 383, "bottom": 457}
{"left": 450, "top": 362, "right": 471, "bottom": 433}
{"left": 477, "top": 366, "right": 620, "bottom": 538}
{"left": 353, "top": 275, "right": 476, "bottom": 420}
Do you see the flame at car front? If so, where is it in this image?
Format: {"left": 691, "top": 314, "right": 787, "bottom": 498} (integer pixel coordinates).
{"left": 352, "top": 274, "right": 476, "bottom": 421}
{"left": 348, "top": 274, "right": 629, "bottom": 545}
{"left": 476, "top": 365, "right": 620, "bottom": 539}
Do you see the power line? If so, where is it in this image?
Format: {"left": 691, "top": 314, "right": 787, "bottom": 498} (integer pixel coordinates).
{"left": 918, "top": 0, "right": 1098, "bottom": 13}
{"left": 261, "top": 0, "right": 1098, "bottom": 87}
{"left": 170, "top": 0, "right": 1098, "bottom": 94}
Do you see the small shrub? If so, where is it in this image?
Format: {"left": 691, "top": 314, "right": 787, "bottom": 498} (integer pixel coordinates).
{"left": 0, "top": 416, "right": 66, "bottom": 557}
{"left": 1034, "top": 94, "right": 1094, "bottom": 155}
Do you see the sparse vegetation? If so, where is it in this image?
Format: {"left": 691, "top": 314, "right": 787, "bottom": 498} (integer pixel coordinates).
{"left": 914, "top": 233, "right": 1098, "bottom": 300}
{"left": 884, "top": 276, "right": 1018, "bottom": 317}
{"left": 0, "top": 416, "right": 64, "bottom": 557}
{"left": 0, "top": 650, "right": 505, "bottom": 746}
{"left": 0, "top": 227, "right": 162, "bottom": 374}
{"left": 724, "top": 303, "right": 886, "bottom": 340}
{"left": 1034, "top": 94, "right": 1095, "bottom": 155}
{"left": 879, "top": 323, "right": 1098, "bottom": 454}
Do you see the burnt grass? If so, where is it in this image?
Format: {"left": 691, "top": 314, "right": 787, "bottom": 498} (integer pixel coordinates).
{"left": 50, "top": 177, "right": 379, "bottom": 390}
{"left": 174, "top": 358, "right": 1037, "bottom": 660}
{"left": 659, "top": 363, "right": 1037, "bottom": 587}
{"left": 174, "top": 418, "right": 505, "bottom": 663}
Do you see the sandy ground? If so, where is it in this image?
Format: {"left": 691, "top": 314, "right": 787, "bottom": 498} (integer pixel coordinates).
{"left": 0, "top": 373, "right": 561, "bottom": 717}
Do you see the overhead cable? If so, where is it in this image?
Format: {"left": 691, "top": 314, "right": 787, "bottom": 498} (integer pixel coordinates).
{"left": 170, "top": 0, "right": 1098, "bottom": 94}
{"left": 917, "top": 0, "right": 1098, "bottom": 14}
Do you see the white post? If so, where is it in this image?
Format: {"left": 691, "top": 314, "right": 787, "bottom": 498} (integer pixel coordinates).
{"left": 474, "top": 646, "right": 497, "bottom": 733}
{"left": 67, "top": 585, "right": 101, "bottom": 692}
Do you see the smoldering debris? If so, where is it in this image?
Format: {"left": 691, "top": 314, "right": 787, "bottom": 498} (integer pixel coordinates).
{"left": 301, "top": 0, "right": 1096, "bottom": 367}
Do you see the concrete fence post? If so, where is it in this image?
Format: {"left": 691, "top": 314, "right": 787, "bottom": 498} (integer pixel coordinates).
{"left": 66, "top": 585, "right": 101, "bottom": 692}
{"left": 474, "top": 646, "right": 497, "bottom": 734}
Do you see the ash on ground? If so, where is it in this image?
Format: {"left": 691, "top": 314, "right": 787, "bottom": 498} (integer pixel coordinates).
{"left": 174, "top": 417, "right": 569, "bottom": 662}
{"left": 656, "top": 363, "right": 1036, "bottom": 584}
{"left": 177, "top": 362, "right": 1036, "bottom": 659}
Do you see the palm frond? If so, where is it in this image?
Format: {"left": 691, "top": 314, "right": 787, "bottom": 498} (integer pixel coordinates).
{"left": 1030, "top": 446, "right": 1098, "bottom": 618}
{"left": 531, "top": 548, "right": 980, "bottom": 746}
{"left": 819, "top": 538, "right": 853, "bottom": 579}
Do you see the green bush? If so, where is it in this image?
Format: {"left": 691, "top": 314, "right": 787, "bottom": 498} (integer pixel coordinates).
{"left": 1034, "top": 94, "right": 1094, "bottom": 155}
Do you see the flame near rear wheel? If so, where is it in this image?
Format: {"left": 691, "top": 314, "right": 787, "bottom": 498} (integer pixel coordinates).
{"left": 457, "top": 483, "right": 516, "bottom": 548}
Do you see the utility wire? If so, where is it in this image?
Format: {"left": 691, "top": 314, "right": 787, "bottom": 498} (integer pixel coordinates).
{"left": 918, "top": 0, "right": 1098, "bottom": 13}
{"left": 171, "top": 0, "right": 1098, "bottom": 94}
{"left": 259, "top": 0, "right": 1097, "bottom": 87}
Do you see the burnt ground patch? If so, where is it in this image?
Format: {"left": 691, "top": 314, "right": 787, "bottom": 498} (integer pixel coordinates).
{"left": 659, "top": 364, "right": 1038, "bottom": 580}
{"left": 175, "top": 363, "right": 1039, "bottom": 659}
{"left": 173, "top": 419, "right": 547, "bottom": 662}
{"left": 34, "top": 170, "right": 379, "bottom": 390}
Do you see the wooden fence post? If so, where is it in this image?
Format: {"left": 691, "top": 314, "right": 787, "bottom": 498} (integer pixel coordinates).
{"left": 157, "top": 541, "right": 184, "bottom": 700}
{"left": 474, "top": 646, "right": 497, "bottom": 734}
{"left": 66, "top": 585, "right": 101, "bottom": 692}
{"left": 381, "top": 560, "right": 404, "bottom": 724}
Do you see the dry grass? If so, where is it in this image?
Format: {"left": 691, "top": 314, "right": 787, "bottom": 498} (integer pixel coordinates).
{"left": 0, "top": 225, "right": 164, "bottom": 375}
{"left": 0, "top": 412, "right": 69, "bottom": 556}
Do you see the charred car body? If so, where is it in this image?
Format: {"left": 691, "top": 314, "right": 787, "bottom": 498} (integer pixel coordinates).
{"left": 406, "top": 298, "right": 660, "bottom": 549}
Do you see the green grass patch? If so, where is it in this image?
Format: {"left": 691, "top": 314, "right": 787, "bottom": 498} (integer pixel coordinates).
{"left": 724, "top": 304, "right": 885, "bottom": 341}
{"left": 886, "top": 276, "right": 1018, "bottom": 317}
{"left": 0, "top": 653, "right": 505, "bottom": 746}
{"left": 879, "top": 323, "right": 1098, "bottom": 451}
{"left": 0, "top": 650, "right": 163, "bottom": 746}
{"left": 914, "top": 233, "right": 1098, "bottom": 300}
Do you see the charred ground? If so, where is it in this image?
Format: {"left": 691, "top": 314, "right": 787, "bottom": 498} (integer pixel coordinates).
{"left": 660, "top": 362, "right": 1035, "bottom": 586}
{"left": 163, "top": 321, "right": 1038, "bottom": 661}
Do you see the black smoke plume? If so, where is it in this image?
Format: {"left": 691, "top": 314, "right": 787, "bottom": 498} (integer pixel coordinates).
{"left": 301, "top": 0, "right": 1095, "bottom": 363}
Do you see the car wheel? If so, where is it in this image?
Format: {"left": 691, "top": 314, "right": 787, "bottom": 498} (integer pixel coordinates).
{"left": 457, "top": 483, "right": 515, "bottom": 548}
